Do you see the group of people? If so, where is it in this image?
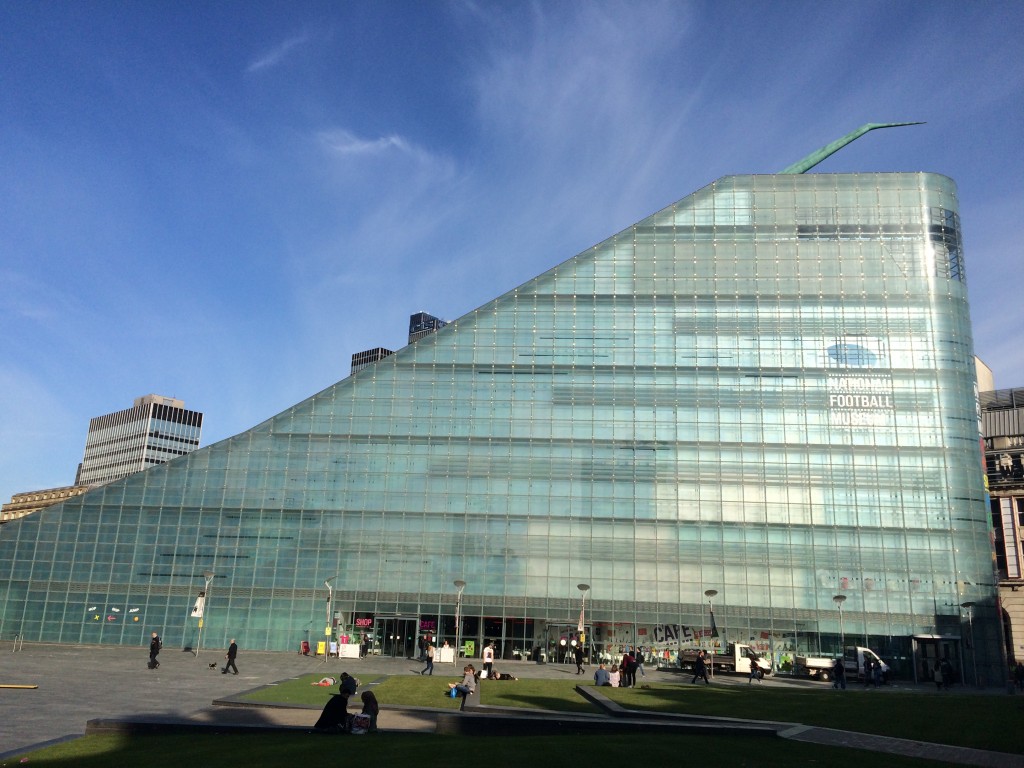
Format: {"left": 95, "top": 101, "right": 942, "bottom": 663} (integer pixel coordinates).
{"left": 313, "top": 672, "right": 380, "bottom": 733}
{"left": 592, "top": 649, "right": 645, "bottom": 687}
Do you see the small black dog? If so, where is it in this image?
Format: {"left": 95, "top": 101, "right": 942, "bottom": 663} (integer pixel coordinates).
{"left": 208, "top": 663, "right": 218, "bottom": 670}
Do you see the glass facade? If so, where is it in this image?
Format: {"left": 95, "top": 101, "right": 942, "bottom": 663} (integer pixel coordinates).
{"left": 0, "top": 173, "right": 996, "bottom": 680}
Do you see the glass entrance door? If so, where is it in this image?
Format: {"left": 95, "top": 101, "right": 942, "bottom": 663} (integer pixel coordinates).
{"left": 375, "top": 617, "right": 418, "bottom": 658}
{"left": 916, "top": 637, "right": 961, "bottom": 685}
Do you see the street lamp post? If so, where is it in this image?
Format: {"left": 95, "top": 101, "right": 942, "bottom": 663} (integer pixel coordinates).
{"left": 196, "top": 569, "right": 214, "bottom": 658}
{"left": 961, "top": 601, "right": 977, "bottom": 686}
{"left": 704, "top": 589, "right": 718, "bottom": 679}
{"left": 324, "top": 576, "right": 338, "bottom": 663}
{"left": 833, "top": 594, "right": 847, "bottom": 655}
{"left": 454, "top": 580, "right": 466, "bottom": 659}
{"left": 577, "top": 583, "right": 590, "bottom": 662}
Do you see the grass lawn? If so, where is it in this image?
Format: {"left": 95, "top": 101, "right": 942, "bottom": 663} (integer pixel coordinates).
{"left": 235, "top": 674, "right": 1024, "bottom": 755}
{"left": 603, "top": 683, "right": 1024, "bottom": 755}
{"left": 235, "top": 673, "right": 382, "bottom": 706}
{"left": 12, "top": 731, "right": 955, "bottom": 768}
{"left": 235, "top": 672, "right": 598, "bottom": 713}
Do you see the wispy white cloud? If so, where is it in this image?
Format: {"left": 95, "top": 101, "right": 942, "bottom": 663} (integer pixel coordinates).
{"left": 316, "top": 129, "right": 452, "bottom": 172}
{"left": 318, "top": 129, "right": 413, "bottom": 157}
{"left": 247, "top": 34, "right": 310, "bottom": 73}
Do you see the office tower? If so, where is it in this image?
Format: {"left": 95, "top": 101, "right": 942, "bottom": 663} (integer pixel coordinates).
{"left": 351, "top": 348, "right": 394, "bottom": 375}
{"left": 76, "top": 395, "right": 203, "bottom": 486}
{"left": 408, "top": 311, "right": 447, "bottom": 343}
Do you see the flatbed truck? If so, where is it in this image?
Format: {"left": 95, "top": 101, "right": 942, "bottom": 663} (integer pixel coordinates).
{"left": 678, "top": 643, "right": 772, "bottom": 676}
{"left": 794, "top": 646, "right": 889, "bottom": 682}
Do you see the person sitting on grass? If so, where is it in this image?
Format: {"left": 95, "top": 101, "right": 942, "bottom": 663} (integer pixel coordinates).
{"left": 448, "top": 664, "right": 477, "bottom": 711}
{"left": 608, "top": 664, "right": 621, "bottom": 688}
{"left": 594, "top": 663, "right": 611, "bottom": 686}
{"left": 339, "top": 671, "right": 359, "bottom": 696}
{"left": 313, "top": 685, "right": 353, "bottom": 733}
{"left": 360, "top": 690, "right": 380, "bottom": 733}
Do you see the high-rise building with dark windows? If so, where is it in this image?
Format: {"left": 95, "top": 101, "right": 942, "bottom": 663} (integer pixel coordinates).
{"left": 351, "top": 347, "right": 394, "bottom": 375}
{"left": 0, "top": 169, "right": 998, "bottom": 683}
{"left": 75, "top": 394, "right": 203, "bottom": 487}
{"left": 408, "top": 311, "right": 448, "bottom": 343}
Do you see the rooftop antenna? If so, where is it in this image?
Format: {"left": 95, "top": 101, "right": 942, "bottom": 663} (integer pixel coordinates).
{"left": 780, "top": 122, "right": 925, "bottom": 174}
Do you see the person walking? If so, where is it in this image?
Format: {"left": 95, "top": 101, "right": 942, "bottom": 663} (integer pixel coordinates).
{"left": 692, "top": 650, "right": 710, "bottom": 685}
{"left": 148, "top": 631, "right": 161, "bottom": 670}
{"left": 222, "top": 638, "right": 239, "bottom": 674}
{"left": 420, "top": 642, "right": 435, "bottom": 675}
{"left": 940, "top": 658, "right": 954, "bottom": 690}
{"left": 831, "top": 657, "right": 846, "bottom": 690}
{"left": 573, "top": 641, "right": 585, "bottom": 675}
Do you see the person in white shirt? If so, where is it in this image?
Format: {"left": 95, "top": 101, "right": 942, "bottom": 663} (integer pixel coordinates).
{"left": 482, "top": 642, "right": 495, "bottom": 678}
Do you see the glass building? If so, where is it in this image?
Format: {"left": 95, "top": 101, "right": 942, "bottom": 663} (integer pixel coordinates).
{"left": 0, "top": 172, "right": 998, "bottom": 682}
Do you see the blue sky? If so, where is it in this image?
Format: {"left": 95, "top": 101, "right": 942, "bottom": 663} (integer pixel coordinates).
{"left": 2, "top": 1, "right": 1022, "bottom": 504}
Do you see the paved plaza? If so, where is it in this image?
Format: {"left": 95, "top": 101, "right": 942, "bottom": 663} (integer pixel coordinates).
{"left": 0, "top": 643, "right": 1020, "bottom": 766}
